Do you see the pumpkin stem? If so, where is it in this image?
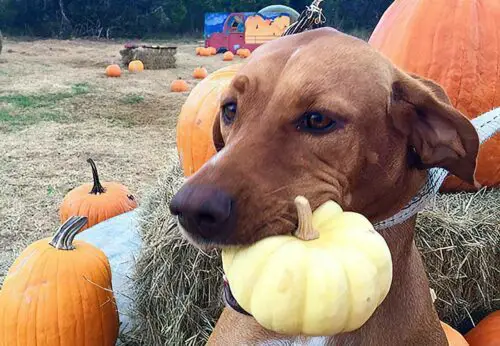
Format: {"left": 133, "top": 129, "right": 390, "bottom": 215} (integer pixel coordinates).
{"left": 49, "top": 216, "right": 88, "bottom": 250}
{"left": 87, "top": 158, "right": 106, "bottom": 194}
{"left": 293, "top": 196, "right": 319, "bottom": 241}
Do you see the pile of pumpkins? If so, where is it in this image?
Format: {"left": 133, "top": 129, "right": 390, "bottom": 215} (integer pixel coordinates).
{"left": 0, "top": 159, "right": 137, "bottom": 345}
{"left": 196, "top": 46, "right": 252, "bottom": 61}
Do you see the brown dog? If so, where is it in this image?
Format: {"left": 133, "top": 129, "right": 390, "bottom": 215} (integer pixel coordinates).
{"left": 170, "top": 28, "right": 479, "bottom": 345}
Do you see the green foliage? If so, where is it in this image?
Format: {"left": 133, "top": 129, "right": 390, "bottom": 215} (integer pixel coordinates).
{"left": 122, "top": 94, "right": 145, "bottom": 105}
{"left": 0, "top": 83, "right": 90, "bottom": 131}
{"left": 0, "top": 0, "right": 390, "bottom": 38}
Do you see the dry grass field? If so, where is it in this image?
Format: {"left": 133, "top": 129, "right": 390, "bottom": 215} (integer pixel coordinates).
{"left": 0, "top": 37, "right": 237, "bottom": 283}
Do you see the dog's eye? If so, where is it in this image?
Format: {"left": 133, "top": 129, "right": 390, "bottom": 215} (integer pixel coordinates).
{"left": 297, "top": 112, "right": 336, "bottom": 133}
{"left": 222, "top": 102, "right": 237, "bottom": 125}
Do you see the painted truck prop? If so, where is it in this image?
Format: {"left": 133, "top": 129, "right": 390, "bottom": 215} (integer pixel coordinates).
{"left": 204, "top": 5, "right": 299, "bottom": 53}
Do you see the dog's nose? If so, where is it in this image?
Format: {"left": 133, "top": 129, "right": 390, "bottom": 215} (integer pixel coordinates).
{"left": 169, "top": 185, "right": 236, "bottom": 240}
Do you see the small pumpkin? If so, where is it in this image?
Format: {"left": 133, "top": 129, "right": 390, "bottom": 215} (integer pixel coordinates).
{"left": 199, "top": 47, "right": 211, "bottom": 57}
{"left": 105, "top": 64, "right": 121, "bottom": 77}
{"left": 59, "top": 158, "right": 137, "bottom": 231}
{"left": 0, "top": 216, "right": 119, "bottom": 346}
{"left": 193, "top": 66, "right": 208, "bottom": 79}
{"left": 369, "top": 0, "right": 500, "bottom": 190}
{"left": 238, "top": 48, "right": 251, "bottom": 58}
{"left": 128, "top": 59, "right": 144, "bottom": 73}
{"left": 465, "top": 310, "right": 500, "bottom": 346}
{"left": 171, "top": 77, "right": 189, "bottom": 92}
{"left": 236, "top": 48, "right": 243, "bottom": 56}
{"left": 176, "top": 64, "right": 241, "bottom": 176}
{"left": 195, "top": 47, "right": 203, "bottom": 55}
{"left": 223, "top": 51, "right": 234, "bottom": 61}
{"left": 222, "top": 196, "right": 393, "bottom": 336}
{"left": 208, "top": 46, "right": 217, "bottom": 55}
{"left": 441, "top": 322, "right": 469, "bottom": 346}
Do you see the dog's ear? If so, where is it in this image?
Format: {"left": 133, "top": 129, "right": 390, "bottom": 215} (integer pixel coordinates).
{"left": 390, "top": 70, "right": 480, "bottom": 185}
{"left": 212, "top": 113, "right": 225, "bottom": 152}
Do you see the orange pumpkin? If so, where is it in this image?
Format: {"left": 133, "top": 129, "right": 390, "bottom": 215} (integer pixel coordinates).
{"left": 0, "top": 216, "right": 119, "bottom": 346}
{"left": 238, "top": 48, "right": 251, "bottom": 58}
{"left": 465, "top": 311, "right": 500, "bottom": 346}
{"left": 369, "top": 0, "right": 500, "bottom": 191}
{"left": 236, "top": 48, "right": 243, "bottom": 56}
{"left": 441, "top": 322, "right": 469, "bottom": 346}
{"left": 199, "top": 48, "right": 211, "bottom": 57}
{"left": 59, "top": 158, "right": 137, "bottom": 231}
{"left": 171, "top": 78, "right": 189, "bottom": 92}
{"left": 223, "top": 51, "right": 234, "bottom": 61}
{"left": 208, "top": 46, "right": 217, "bottom": 55}
{"left": 193, "top": 66, "right": 208, "bottom": 79}
{"left": 176, "top": 64, "right": 242, "bottom": 176}
{"left": 105, "top": 64, "right": 121, "bottom": 77}
{"left": 195, "top": 47, "right": 203, "bottom": 55}
{"left": 128, "top": 59, "right": 144, "bottom": 73}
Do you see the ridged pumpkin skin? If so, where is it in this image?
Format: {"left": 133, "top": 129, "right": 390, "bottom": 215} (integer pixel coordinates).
{"left": 176, "top": 64, "right": 241, "bottom": 176}
{"left": 465, "top": 310, "right": 500, "bottom": 346}
{"left": 369, "top": 0, "right": 500, "bottom": 190}
{"left": 0, "top": 217, "right": 119, "bottom": 346}
{"left": 222, "top": 197, "right": 392, "bottom": 336}
{"left": 59, "top": 159, "right": 137, "bottom": 231}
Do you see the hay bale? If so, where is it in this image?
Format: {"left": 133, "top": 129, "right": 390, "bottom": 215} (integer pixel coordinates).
{"left": 123, "top": 157, "right": 223, "bottom": 345}
{"left": 120, "top": 46, "right": 177, "bottom": 70}
{"left": 127, "top": 158, "right": 499, "bottom": 344}
{"left": 416, "top": 189, "right": 500, "bottom": 331}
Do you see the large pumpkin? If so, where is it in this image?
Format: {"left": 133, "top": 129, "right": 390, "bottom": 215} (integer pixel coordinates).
{"left": 465, "top": 310, "right": 500, "bottom": 346}
{"left": 222, "top": 196, "right": 392, "bottom": 335}
{"left": 369, "top": 0, "right": 500, "bottom": 191}
{"left": 59, "top": 158, "right": 137, "bottom": 230}
{"left": 176, "top": 63, "right": 241, "bottom": 176}
{"left": 0, "top": 216, "right": 119, "bottom": 346}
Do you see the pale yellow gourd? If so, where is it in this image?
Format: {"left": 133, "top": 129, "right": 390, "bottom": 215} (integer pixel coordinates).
{"left": 222, "top": 196, "right": 393, "bottom": 336}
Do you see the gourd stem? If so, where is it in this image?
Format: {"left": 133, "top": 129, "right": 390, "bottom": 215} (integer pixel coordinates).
{"left": 49, "top": 216, "right": 88, "bottom": 250}
{"left": 293, "top": 196, "right": 319, "bottom": 241}
{"left": 87, "top": 158, "right": 106, "bottom": 194}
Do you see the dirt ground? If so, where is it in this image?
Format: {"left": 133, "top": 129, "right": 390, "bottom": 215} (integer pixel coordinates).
{"left": 0, "top": 38, "right": 237, "bottom": 283}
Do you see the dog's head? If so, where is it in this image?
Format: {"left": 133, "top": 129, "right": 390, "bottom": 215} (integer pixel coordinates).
{"left": 170, "top": 28, "right": 479, "bottom": 248}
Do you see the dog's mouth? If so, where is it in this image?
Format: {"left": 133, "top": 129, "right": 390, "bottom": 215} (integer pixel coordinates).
{"left": 222, "top": 274, "right": 253, "bottom": 317}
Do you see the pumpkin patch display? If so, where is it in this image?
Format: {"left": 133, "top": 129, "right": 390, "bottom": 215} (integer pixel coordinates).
{"left": 176, "top": 63, "right": 241, "bottom": 176}
{"left": 465, "top": 310, "right": 500, "bottom": 346}
{"left": 0, "top": 216, "right": 119, "bottom": 346}
{"left": 369, "top": 0, "right": 500, "bottom": 190}
{"left": 223, "top": 51, "right": 234, "bottom": 61}
{"left": 59, "top": 158, "right": 137, "bottom": 231}
{"left": 222, "top": 196, "right": 393, "bottom": 336}
{"left": 128, "top": 59, "right": 144, "bottom": 73}
{"left": 192, "top": 66, "right": 208, "bottom": 79}
{"left": 170, "top": 78, "right": 189, "bottom": 92}
{"left": 105, "top": 64, "right": 121, "bottom": 77}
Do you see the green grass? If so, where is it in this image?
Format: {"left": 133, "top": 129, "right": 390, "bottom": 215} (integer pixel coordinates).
{"left": 121, "top": 94, "right": 145, "bottom": 105}
{"left": 0, "top": 82, "right": 91, "bottom": 109}
{"left": 0, "top": 83, "right": 91, "bottom": 131}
